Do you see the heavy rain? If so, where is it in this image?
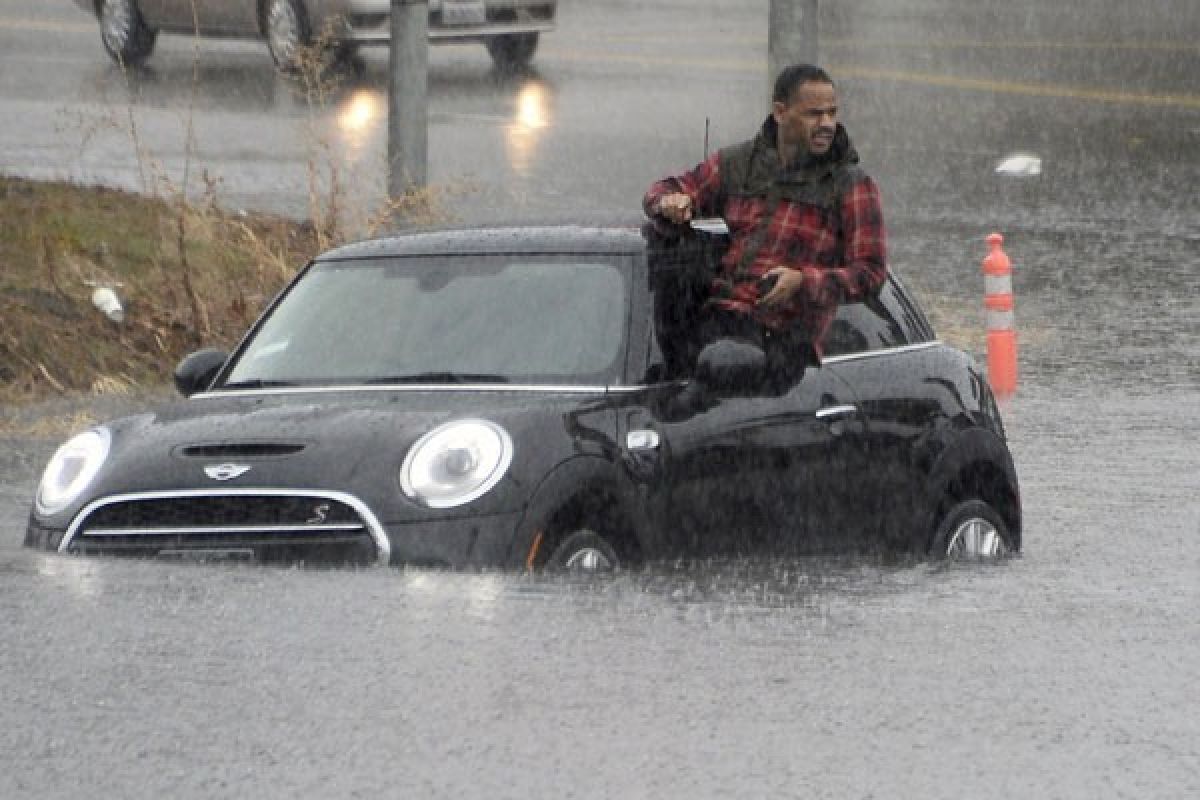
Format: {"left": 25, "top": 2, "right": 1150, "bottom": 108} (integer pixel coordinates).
{"left": 2, "top": 0, "right": 1198, "bottom": 797}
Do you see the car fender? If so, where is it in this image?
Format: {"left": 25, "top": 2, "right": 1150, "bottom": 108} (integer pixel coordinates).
{"left": 920, "top": 426, "right": 1021, "bottom": 547}
{"left": 508, "top": 454, "right": 642, "bottom": 567}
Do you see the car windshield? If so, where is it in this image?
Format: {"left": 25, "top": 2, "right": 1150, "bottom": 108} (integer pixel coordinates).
{"left": 223, "top": 254, "right": 631, "bottom": 387}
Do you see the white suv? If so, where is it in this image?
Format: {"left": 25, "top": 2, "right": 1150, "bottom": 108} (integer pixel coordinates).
{"left": 76, "top": 0, "right": 557, "bottom": 71}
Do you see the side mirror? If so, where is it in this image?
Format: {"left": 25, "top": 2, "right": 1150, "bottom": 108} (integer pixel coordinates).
{"left": 694, "top": 338, "right": 767, "bottom": 395}
{"left": 174, "top": 348, "right": 227, "bottom": 397}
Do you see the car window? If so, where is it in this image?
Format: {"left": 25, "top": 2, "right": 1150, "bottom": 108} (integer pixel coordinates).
{"left": 226, "top": 255, "right": 630, "bottom": 385}
{"left": 825, "top": 282, "right": 911, "bottom": 357}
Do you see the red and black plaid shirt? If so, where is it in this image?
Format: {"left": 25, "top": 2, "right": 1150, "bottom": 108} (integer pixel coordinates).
{"left": 644, "top": 126, "right": 887, "bottom": 358}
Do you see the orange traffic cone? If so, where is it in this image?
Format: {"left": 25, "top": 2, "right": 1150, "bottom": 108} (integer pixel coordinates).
{"left": 982, "top": 233, "right": 1018, "bottom": 397}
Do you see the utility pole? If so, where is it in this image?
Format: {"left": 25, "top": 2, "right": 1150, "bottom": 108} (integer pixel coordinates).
{"left": 767, "top": 0, "right": 818, "bottom": 101}
{"left": 388, "top": 0, "right": 428, "bottom": 202}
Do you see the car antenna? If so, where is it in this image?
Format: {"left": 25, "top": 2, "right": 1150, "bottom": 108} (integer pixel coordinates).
{"left": 703, "top": 117, "right": 710, "bottom": 160}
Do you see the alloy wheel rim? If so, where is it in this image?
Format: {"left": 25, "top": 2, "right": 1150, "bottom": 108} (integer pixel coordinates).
{"left": 564, "top": 548, "right": 613, "bottom": 572}
{"left": 946, "top": 517, "right": 1009, "bottom": 559}
{"left": 100, "top": 0, "right": 133, "bottom": 51}
{"left": 267, "top": 0, "right": 300, "bottom": 64}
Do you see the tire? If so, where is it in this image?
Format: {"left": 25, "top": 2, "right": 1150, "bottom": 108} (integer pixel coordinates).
{"left": 930, "top": 499, "right": 1013, "bottom": 560}
{"left": 331, "top": 42, "right": 366, "bottom": 78}
{"left": 265, "top": 0, "right": 312, "bottom": 72}
{"left": 99, "top": 0, "right": 157, "bottom": 67}
{"left": 544, "top": 529, "right": 620, "bottom": 574}
{"left": 486, "top": 33, "right": 539, "bottom": 73}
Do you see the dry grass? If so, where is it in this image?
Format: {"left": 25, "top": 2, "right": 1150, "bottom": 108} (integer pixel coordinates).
{"left": 1, "top": 28, "right": 458, "bottom": 406}
{"left": 0, "top": 409, "right": 101, "bottom": 439}
{"left": 0, "top": 175, "right": 319, "bottom": 403}
{"left": 0, "top": 173, "right": 457, "bottom": 405}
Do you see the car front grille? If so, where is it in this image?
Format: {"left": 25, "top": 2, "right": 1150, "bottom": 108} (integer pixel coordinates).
{"left": 347, "top": 12, "right": 388, "bottom": 31}
{"left": 345, "top": 4, "right": 556, "bottom": 37}
{"left": 427, "top": 4, "right": 556, "bottom": 28}
{"left": 487, "top": 5, "right": 556, "bottom": 24}
{"left": 66, "top": 491, "right": 388, "bottom": 565}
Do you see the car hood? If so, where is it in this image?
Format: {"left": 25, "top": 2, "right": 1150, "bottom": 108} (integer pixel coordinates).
{"left": 78, "top": 388, "right": 615, "bottom": 519}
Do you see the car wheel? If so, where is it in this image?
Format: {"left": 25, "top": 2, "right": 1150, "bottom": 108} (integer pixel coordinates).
{"left": 545, "top": 529, "right": 620, "bottom": 574}
{"left": 99, "top": 0, "right": 157, "bottom": 67}
{"left": 931, "top": 499, "right": 1013, "bottom": 560}
{"left": 486, "top": 33, "right": 539, "bottom": 72}
{"left": 265, "top": 0, "right": 312, "bottom": 72}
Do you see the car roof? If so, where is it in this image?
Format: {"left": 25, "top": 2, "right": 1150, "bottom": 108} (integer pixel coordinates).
{"left": 315, "top": 224, "right": 651, "bottom": 261}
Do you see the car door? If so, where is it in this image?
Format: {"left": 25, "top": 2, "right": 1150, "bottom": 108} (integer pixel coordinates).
{"left": 136, "top": 0, "right": 178, "bottom": 29}
{"left": 651, "top": 360, "right": 866, "bottom": 557}
{"left": 821, "top": 278, "right": 943, "bottom": 545}
{"left": 147, "top": 0, "right": 255, "bottom": 34}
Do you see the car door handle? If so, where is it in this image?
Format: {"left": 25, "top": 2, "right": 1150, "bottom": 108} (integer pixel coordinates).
{"left": 815, "top": 404, "right": 859, "bottom": 420}
{"left": 626, "top": 429, "right": 660, "bottom": 451}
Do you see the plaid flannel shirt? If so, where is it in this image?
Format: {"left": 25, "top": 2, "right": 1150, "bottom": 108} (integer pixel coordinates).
{"left": 643, "top": 122, "right": 887, "bottom": 359}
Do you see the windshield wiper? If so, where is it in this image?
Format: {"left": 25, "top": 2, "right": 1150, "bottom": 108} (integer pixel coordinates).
{"left": 365, "top": 372, "right": 510, "bottom": 385}
{"left": 220, "top": 379, "right": 300, "bottom": 390}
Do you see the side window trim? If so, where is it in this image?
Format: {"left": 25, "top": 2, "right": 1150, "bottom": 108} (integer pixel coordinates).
{"left": 828, "top": 287, "right": 906, "bottom": 357}
{"left": 823, "top": 340, "right": 941, "bottom": 365}
{"left": 882, "top": 274, "right": 936, "bottom": 342}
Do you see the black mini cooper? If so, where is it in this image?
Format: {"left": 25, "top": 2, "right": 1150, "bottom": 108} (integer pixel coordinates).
{"left": 26, "top": 223, "right": 1021, "bottom": 570}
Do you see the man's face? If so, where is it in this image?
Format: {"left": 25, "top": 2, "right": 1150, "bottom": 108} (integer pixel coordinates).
{"left": 773, "top": 80, "right": 839, "bottom": 157}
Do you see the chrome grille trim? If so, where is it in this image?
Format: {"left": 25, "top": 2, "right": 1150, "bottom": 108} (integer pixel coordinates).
{"left": 82, "top": 524, "right": 366, "bottom": 537}
{"left": 60, "top": 489, "right": 391, "bottom": 565}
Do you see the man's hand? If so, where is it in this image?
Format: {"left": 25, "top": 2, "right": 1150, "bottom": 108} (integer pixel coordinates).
{"left": 656, "top": 192, "right": 694, "bottom": 225}
{"left": 756, "top": 267, "right": 804, "bottom": 309}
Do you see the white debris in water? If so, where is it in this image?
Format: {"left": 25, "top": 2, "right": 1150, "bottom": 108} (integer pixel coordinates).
{"left": 995, "top": 152, "right": 1043, "bottom": 177}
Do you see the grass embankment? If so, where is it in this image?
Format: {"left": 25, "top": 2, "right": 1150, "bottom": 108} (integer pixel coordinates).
{"left": 0, "top": 175, "right": 318, "bottom": 406}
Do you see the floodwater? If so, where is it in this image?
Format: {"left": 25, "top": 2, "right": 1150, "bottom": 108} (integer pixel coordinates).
{"left": 2, "top": 380, "right": 1197, "bottom": 798}
{"left": 2, "top": 0, "right": 1199, "bottom": 797}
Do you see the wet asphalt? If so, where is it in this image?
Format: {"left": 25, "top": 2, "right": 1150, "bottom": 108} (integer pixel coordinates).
{"left": 2, "top": 1, "right": 1199, "bottom": 797}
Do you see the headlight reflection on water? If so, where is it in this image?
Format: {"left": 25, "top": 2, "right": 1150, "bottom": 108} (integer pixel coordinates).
{"left": 515, "top": 81, "right": 549, "bottom": 130}
{"left": 336, "top": 89, "right": 383, "bottom": 162}
{"left": 399, "top": 571, "right": 505, "bottom": 621}
{"left": 505, "top": 80, "right": 552, "bottom": 175}
{"left": 330, "top": 81, "right": 551, "bottom": 176}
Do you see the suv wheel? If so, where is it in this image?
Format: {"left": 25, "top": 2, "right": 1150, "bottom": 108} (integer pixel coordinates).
{"left": 99, "top": 0, "right": 157, "bottom": 67}
{"left": 931, "top": 499, "right": 1013, "bottom": 559}
{"left": 486, "top": 33, "right": 539, "bottom": 72}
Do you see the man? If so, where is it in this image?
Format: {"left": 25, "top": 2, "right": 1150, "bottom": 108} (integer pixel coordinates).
{"left": 644, "top": 64, "right": 887, "bottom": 386}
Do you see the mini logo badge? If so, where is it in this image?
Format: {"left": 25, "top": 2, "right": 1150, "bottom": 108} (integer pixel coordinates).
{"left": 204, "top": 463, "right": 252, "bottom": 481}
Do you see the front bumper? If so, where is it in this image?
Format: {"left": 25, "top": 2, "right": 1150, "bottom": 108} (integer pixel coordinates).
{"left": 26, "top": 494, "right": 527, "bottom": 570}
{"left": 380, "top": 510, "right": 526, "bottom": 568}
{"left": 329, "top": 0, "right": 557, "bottom": 44}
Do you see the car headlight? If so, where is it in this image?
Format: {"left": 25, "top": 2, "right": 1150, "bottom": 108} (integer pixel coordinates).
{"left": 400, "top": 419, "right": 514, "bottom": 509}
{"left": 36, "top": 427, "right": 111, "bottom": 516}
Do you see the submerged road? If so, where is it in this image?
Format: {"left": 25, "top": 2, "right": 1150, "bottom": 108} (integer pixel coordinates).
{"left": 1, "top": 1, "right": 1198, "bottom": 797}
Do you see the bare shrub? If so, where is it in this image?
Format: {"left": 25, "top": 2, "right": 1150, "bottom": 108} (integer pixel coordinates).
{"left": 5, "top": 8, "right": 465, "bottom": 404}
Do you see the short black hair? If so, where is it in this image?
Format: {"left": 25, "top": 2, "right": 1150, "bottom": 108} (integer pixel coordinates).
{"left": 772, "top": 64, "right": 834, "bottom": 104}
